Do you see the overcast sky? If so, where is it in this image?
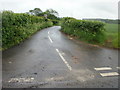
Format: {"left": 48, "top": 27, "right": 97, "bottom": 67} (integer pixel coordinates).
{"left": 0, "top": 0, "right": 119, "bottom": 19}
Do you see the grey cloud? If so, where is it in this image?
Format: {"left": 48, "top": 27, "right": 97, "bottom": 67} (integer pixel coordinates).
{"left": 0, "top": 0, "right": 118, "bottom": 19}
{"left": 90, "top": 2, "right": 117, "bottom": 14}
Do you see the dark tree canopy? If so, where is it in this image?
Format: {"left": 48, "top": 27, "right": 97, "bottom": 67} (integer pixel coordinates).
{"left": 28, "top": 8, "right": 60, "bottom": 20}
{"left": 29, "top": 8, "right": 43, "bottom": 16}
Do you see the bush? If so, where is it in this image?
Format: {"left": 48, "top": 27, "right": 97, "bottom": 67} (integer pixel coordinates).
{"left": 61, "top": 18, "right": 106, "bottom": 44}
{"left": 52, "top": 20, "right": 59, "bottom": 25}
{"left": 2, "top": 11, "right": 53, "bottom": 50}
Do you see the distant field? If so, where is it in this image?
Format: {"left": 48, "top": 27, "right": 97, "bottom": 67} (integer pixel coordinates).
{"left": 105, "top": 23, "right": 118, "bottom": 33}
{"left": 104, "top": 23, "right": 119, "bottom": 48}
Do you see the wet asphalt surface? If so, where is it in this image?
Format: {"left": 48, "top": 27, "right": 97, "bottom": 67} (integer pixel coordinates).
{"left": 2, "top": 26, "right": 119, "bottom": 88}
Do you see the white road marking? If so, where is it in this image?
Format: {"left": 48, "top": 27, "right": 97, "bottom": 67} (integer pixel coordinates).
{"left": 48, "top": 31, "right": 50, "bottom": 34}
{"left": 8, "top": 77, "right": 34, "bottom": 83}
{"left": 8, "top": 61, "right": 12, "bottom": 64}
{"left": 94, "top": 67, "right": 112, "bottom": 71}
{"left": 70, "top": 37, "right": 73, "bottom": 39}
{"left": 116, "top": 67, "right": 120, "bottom": 69}
{"left": 56, "top": 49, "right": 72, "bottom": 71}
{"left": 100, "top": 72, "right": 119, "bottom": 77}
{"left": 31, "top": 78, "right": 34, "bottom": 80}
{"left": 48, "top": 36, "right": 53, "bottom": 43}
{"left": 46, "top": 77, "right": 64, "bottom": 81}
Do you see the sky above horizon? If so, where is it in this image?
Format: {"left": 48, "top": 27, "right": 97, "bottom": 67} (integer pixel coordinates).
{"left": 0, "top": 0, "right": 119, "bottom": 19}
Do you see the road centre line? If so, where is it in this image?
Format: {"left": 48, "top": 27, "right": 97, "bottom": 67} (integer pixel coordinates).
{"left": 116, "top": 67, "right": 120, "bottom": 69}
{"left": 8, "top": 77, "right": 34, "bottom": 83}
{"left": 48, "top": 36, "right": 53, "bottom": 43}
{"left": 48, "top": 31, "right": 49, "bottom": 34}
{"left": 100, "top": 72, "right": 119, "bottom": 77}
{"left": 56, "top": 49, "right": 72, "bottom": 71}
{"left": 8, "top": 61, "right": 12, "bottom": 64}
{"left": 94, "top": 67, "right": 112, "bottom": 71}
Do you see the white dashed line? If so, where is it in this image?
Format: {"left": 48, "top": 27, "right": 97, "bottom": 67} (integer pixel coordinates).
{"left": 100, "top": 72, "right": 119, "bottom": 77}
{"left": 56, "top": 49, "right": 72, "bottom": 71}
{"left": 8, "top": 77, "right": 34, "bottom": 83}
{"left": 116, "top": 67, "right": 120, "bottom": 69}
{"left": 94, "top": 67, "right": 112, "bottom": 71}
{"left": 8, "top": 61, "right": 12, "bottom": 64}
{"left": 48, "top": 36, "right": 53, "bottom": 43}
{"left": 48, "top": 31, "right": 50, "bottom": 34}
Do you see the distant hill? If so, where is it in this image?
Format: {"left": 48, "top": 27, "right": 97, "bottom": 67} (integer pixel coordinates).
{"left": 82, "top": 18, "right": 120, "bottom": 24}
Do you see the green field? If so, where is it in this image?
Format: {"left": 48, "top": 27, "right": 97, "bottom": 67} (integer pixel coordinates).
{"left": 104, "top": 23, "right": 119, "bottom": 48}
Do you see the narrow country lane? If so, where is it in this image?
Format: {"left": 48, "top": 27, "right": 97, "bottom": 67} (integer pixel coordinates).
{"left": 2, "top": 26, "right": 119, "bottom": 88}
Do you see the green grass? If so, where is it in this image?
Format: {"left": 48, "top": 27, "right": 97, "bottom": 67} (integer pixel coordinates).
{"left": 104, "top": 23, "right": 119, "bottom": 48}
{"left": 105, "top": 24, "right": 118, "bottom": 33}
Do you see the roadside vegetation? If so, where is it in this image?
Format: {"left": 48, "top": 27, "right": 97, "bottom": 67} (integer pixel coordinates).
{"left": 28, "top": 8, "right": 60, "bottom": 25}
{"left": 60, "top": 17, "right": 119, "bottom": 49}
{"left": 104, "top": 23, "right": 119, "bottom": 48}
{"left": 2, "top": 8, "right": 59, "bottom": 50}
{"left": 60, "top": 17, "right": 106, "bottom": 44}
{"left": 1, "top": 8, "right": 119, "bottom": 50}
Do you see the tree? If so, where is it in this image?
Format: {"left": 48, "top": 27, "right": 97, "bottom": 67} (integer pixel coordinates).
{"left": 42, "top": 9, "right": 59, "bottom": 20}
{"left": 45, "top": 9, "right": 58, "bottom": 16}
{"left": 29, "top": 8, "right": 43, "bottom": 16}
{"left": 28, "top": 8, "right": 60, "bottom": 21}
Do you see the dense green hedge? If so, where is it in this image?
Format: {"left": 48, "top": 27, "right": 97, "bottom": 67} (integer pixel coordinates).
{"left": 51, "top": 20, "right": 59, "bottom": 25}
{"left": 2, "top": 11, "right": 53, "bottom": 50}
{"left": 61, "top": 17, "right": 106, "bottom": 44}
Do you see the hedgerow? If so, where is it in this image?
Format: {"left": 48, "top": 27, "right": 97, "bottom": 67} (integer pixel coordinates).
{"left": 61, "top": 17, "right": 106, "bottom": 44}
{"left": 2, "top": 11, "right": 53, "bottom": 50}
{"left": 51, "top": 20, "right": 59, "bottom": 25}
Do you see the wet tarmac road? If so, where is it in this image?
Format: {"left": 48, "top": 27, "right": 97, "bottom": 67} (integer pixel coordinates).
{"left": 2, "top": 26, "right": 119, "bottom": 88}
